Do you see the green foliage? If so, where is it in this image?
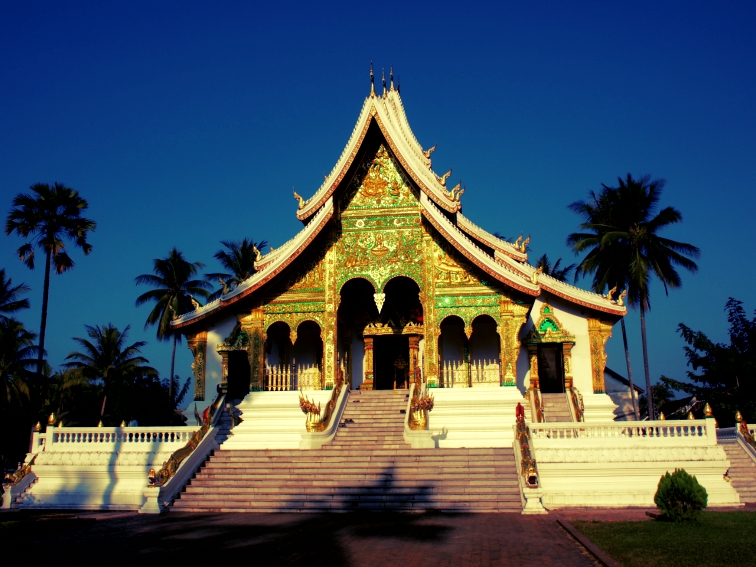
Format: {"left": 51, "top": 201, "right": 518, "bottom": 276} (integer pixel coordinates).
{"left": 662, "top": 298, "right": 756, "bottom": 426}
{"left": 534, "top": 254, "right": 576, "bottom": 283}
{"left": 654, "top": 468, "right": 708, "bottom": 521}
{"left": 0, "top": 268, "right": 30, "bottom": 322}
{"left": 205, "top": 237, "right": 267, "bottom": 300}
{"left": 638, "top": 382, "right": 675, "bottom": 419}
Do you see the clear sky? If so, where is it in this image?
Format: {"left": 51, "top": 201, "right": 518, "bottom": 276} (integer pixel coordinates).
{"left": 2, "top": 1, "right": 754, "bottom": 394}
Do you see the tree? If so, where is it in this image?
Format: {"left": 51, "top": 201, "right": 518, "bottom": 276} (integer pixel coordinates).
{"left": 205, "top": 238, "right": 267, "bottom": 300}
{"left": 568, "top": 174, "right": 700, "bottom": 420}
{"left": 63, "top": 323, "right": 157, "bottom": 419}
{"left": 5, "top": 183, "right": 96, "bottom": 393}
{"left": 662, "top": 298, "right": 756, "bottom": 426}
{"left": 135, "top": 248, "right": 211, "bottom": 398}
{"left": 0, "top": 268, "right": 31, "bottom": 322}
{"left": 0, "top": 318, "right": 37, "bottom": 409}
{"left": 534, "top": 254, "right": 577, "bottom": 283}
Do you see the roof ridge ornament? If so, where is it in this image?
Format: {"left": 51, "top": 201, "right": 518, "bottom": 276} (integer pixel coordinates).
{"left": 382, "top": 68, "right": 387, "bottom": 97}
{"left": 390, "top": 66, "right": 394, "bottom": 91}
{"left": 370, "top": 62, "right": 375, "bottom": 97}
{"left": 438, "top": 168, "right": 452, "bottom": 186}
{"left": 423, "top": 145, "right": 436, "bottom": 159}
{"left": 293, "top": 189, "right": 305, "bottom": 210}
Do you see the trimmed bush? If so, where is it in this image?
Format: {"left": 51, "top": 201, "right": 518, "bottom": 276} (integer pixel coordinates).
{"left": 654, "top": 468, "right": 708, "bottom": 521}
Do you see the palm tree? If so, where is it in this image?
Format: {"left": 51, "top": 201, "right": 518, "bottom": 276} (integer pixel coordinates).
{"left": 0, "top": 268, "right": 31, "bottom": 323}
{"left": 5, "top": 183, "right": 96, "bottom": 387}
{"left": 63, "top": 323, "right": 157, "bottom": 418}
{"left": 0, "top": 318, "right": 38, "bottom": 408}
{"left": 205, "top": 238, "right": 267, "bottom": 299}
{"left": 135, "top": 248, "right": 211, "bottom": 397}
{"left": 568, "top": 174, "right": 700, "bottom": 420}
{"left": 534, "top": 254, "right": 577, "bottom": 283}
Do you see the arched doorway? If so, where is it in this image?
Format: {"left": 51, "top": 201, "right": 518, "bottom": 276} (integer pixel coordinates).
{"left": 338, "top": 278, "right": 378, "bottom": 389}
{"left": 439, "top": 315, "right": 468, "bottom": 387}
{"left": 469, "top": 315, "right": 501, "bottom": 386}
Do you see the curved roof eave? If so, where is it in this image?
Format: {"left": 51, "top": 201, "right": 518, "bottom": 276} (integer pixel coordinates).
{"left": 171, "top": 198, "right": 335, "bottom": 330}
{"left": 296, "top": 89, "right": 461, "bottom": 221}
{"left": 420, "top": 193, "right": 540, "bottom": 296}
{"left": 456, "top": 213, "right": 528, "bottom": 262}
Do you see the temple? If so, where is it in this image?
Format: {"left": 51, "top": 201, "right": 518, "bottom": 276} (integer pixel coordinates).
{"left": 173, "top": 70, "right": 627, "bottom": 425}
{"left": 7, "top": 72, "right": 752, "bottom": 513}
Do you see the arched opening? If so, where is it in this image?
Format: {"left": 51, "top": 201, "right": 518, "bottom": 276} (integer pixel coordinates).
{"left": 439, "top": 315, "right": 468, "bottom": 387}
{"left": 469, "top": 315, "right": 501, "bottom": 386}
{"left": 265, "top": 321, "right": 292, "bottom": 390}
{"left": 292, "top": 321, "right": 323, "bottom": 390}
{"left": 338, "top": 278, "right": 378, "bottom": 389}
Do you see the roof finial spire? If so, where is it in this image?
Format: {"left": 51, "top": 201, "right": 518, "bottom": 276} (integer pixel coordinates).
{"left": 390, "top": 66, "right": 394, "bottom": 91}
{"left": 370, "top": 61, "right": 375, "bottom": 96}
{"left": 382, "top": 68, "right": 387, "bottom": 97}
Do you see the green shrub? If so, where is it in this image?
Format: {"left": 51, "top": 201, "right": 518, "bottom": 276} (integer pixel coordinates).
{"left": 654, "top": 468, "right": 708, "bottom": 521}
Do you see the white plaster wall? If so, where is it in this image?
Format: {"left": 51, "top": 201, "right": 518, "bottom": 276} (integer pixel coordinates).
{"left": 519, "top": 295, "right": 607, "bottom": 396}
{"left": 185, "top": 316, "right": 236, "bottom": 416}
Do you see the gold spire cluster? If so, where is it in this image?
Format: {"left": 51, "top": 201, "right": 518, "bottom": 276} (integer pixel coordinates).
{"left": 370, "top": 63, "right": 397, "bottom": 97}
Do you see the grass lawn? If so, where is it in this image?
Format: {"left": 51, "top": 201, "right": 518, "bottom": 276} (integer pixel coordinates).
{"left": 573, "top": 511, "right": 756, "bottom": 567}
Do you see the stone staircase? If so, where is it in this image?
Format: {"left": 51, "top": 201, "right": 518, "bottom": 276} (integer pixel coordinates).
{"left": 541, "top": 393, "right": 574, "bottom": 423}
{"left": 721, "top": 439, "right": 756, "bottom": 503}
{"left": 172, "top": 389, "right": 522, "bottom": 512}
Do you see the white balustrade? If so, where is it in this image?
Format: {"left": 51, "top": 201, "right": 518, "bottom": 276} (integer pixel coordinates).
{"left": 33, "top": 426, "right": 195, "bottom": 452}
{"left": 529, "top": 418, "right": 717, "bottom": 448}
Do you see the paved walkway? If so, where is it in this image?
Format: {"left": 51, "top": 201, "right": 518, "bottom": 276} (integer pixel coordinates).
{"left": 2, "top": 511, "right": 602, "bottom": 566}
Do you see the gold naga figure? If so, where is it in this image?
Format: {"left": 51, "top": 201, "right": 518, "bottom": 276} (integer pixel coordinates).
{"left": 605, "top": 285, "right": 617, "bottom": 301}
{"left": 293, "top": 190, "right": 305, "bottom": 209}
{"left": 617, "top": 289, "right": 627, "bottom": 306}
{"left": 518, "top": 236, "right": 530, "bottom": 253}
{"left": 423, "top": 145, "right": 436, "bottom": 159}
{"left": 438, "top": 168, "right": 452, "bottom": 186}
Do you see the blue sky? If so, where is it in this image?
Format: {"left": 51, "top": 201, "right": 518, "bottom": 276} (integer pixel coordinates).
{"left": 2, "top": 1, "right": 754, "bottom": 392}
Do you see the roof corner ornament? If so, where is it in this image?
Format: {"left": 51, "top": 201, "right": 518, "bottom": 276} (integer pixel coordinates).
{"left": 389, "top": 66, "right": 394, "bottom": 91}
{"left": 374, "top": 292, "right": 386, "bottom": 313}
{"left": 531, "top": 265, "right": 543, "bottom": 285}
{"left": 252, "top": 244, "right": 262, "bottom": 262}
{"left": 518, "top": 236, "right": 530, "bottom": 253}
{"left": 604, "top": 284, "right": 618, "bottom": 301}
{"left": 448, "top": 181, "right": 465, "bottom": 202}
{"left": 370, "top": 61, "right": 375, "bottom": 97}
{"left": 293, "top": 189, "right": 305, "bottom": 209}
{"left": 438, "top": 168, "right": 452, "bottom": 186}
{"left": 382, "top": 68, "right": 387, "bottom": 97}
{"left": 423, "top": 145, "right": 436, "bottom": 159}
{"left": 617, "top": 289, "right": 627, "bottom": 306}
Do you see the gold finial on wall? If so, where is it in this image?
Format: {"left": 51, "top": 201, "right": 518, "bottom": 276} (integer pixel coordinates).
{"left": 704, "top": 403, "right": 713, "bottom": 417}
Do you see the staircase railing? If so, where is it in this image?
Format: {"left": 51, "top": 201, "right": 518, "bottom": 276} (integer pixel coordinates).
{"left": 299, "top": 371, "right": 350, "bottom": 449}
{"left": 528, "top": 387, "right": 545, "bottom": 423}
{"left": 265, "top": 362, "right": 322, "bottom": 391}
{"left": 141, "top": 392, "right": 225, "bottom": 513}
{"left": 1, "top": 456, "right": 37, "bottom": 509}
{"left": 512, "top": 402, "right": 546, "bottom": 514}
{"left": 736, "top": 412, "right": 756, "bottom": 463}
{"left": 568, "top": 386, "right": 584, "bottom": 422}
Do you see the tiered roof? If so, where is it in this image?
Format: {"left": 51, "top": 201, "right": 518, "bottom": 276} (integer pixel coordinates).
{"left": 173, "top": 76, "right": 625, "bottom": 330}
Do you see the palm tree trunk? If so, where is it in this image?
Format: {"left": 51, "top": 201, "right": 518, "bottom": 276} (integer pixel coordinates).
{"left": 169, "top": 333, "right": 177, "bottom": 400}
{"left": 35, "top": 249, "right": 52, "bottom": 411}
{"left": 639, "top": 302, "right": 654, "bottom": 420}
{"left": 620, "top": 318, "right": 639, "bottom": 420}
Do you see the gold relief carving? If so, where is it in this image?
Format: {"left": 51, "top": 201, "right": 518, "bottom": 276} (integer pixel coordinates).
{"left": 527, "top": 345, "right": 540, "bottom": 390}
{"left": 433, "top": 242, "right": 480, "bottom": 286}
{"left": 422, "top": 233, "right": 439, "bottom": 386}
{"left": 499, "top": 299, "right": 530, "bottom": 386}
{"left": 587, "top": 318, "right": 613, "bottom": 394}
{"left": 323, "top": 240, "right": 338, "bottom": 390}
{"left": 219, "top": 351, "right": 229, "bottom": 387}
{"left": 346, "top": 145, "right": 417, "bottom": 209}
{"left": 187, "top": 330, "right": 208, "bottom": 401}
{"left": 240, "top": 308, "right": 265, "bottom": 391}
{"left": 288, "top": 255, "right": 326, "bottom": 292}
{"left": 523, "top": 304, "right": 576, "bottom": 345}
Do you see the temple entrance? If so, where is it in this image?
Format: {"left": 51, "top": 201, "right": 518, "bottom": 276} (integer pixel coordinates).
{"left": 373, "top": 335, "right": 410, "bottom": 390}
{"left": 227, "top": 351, "right": 250, "bottom": 401}
{"left": 538, "top": 344, "right": 565, "bottom": 393}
